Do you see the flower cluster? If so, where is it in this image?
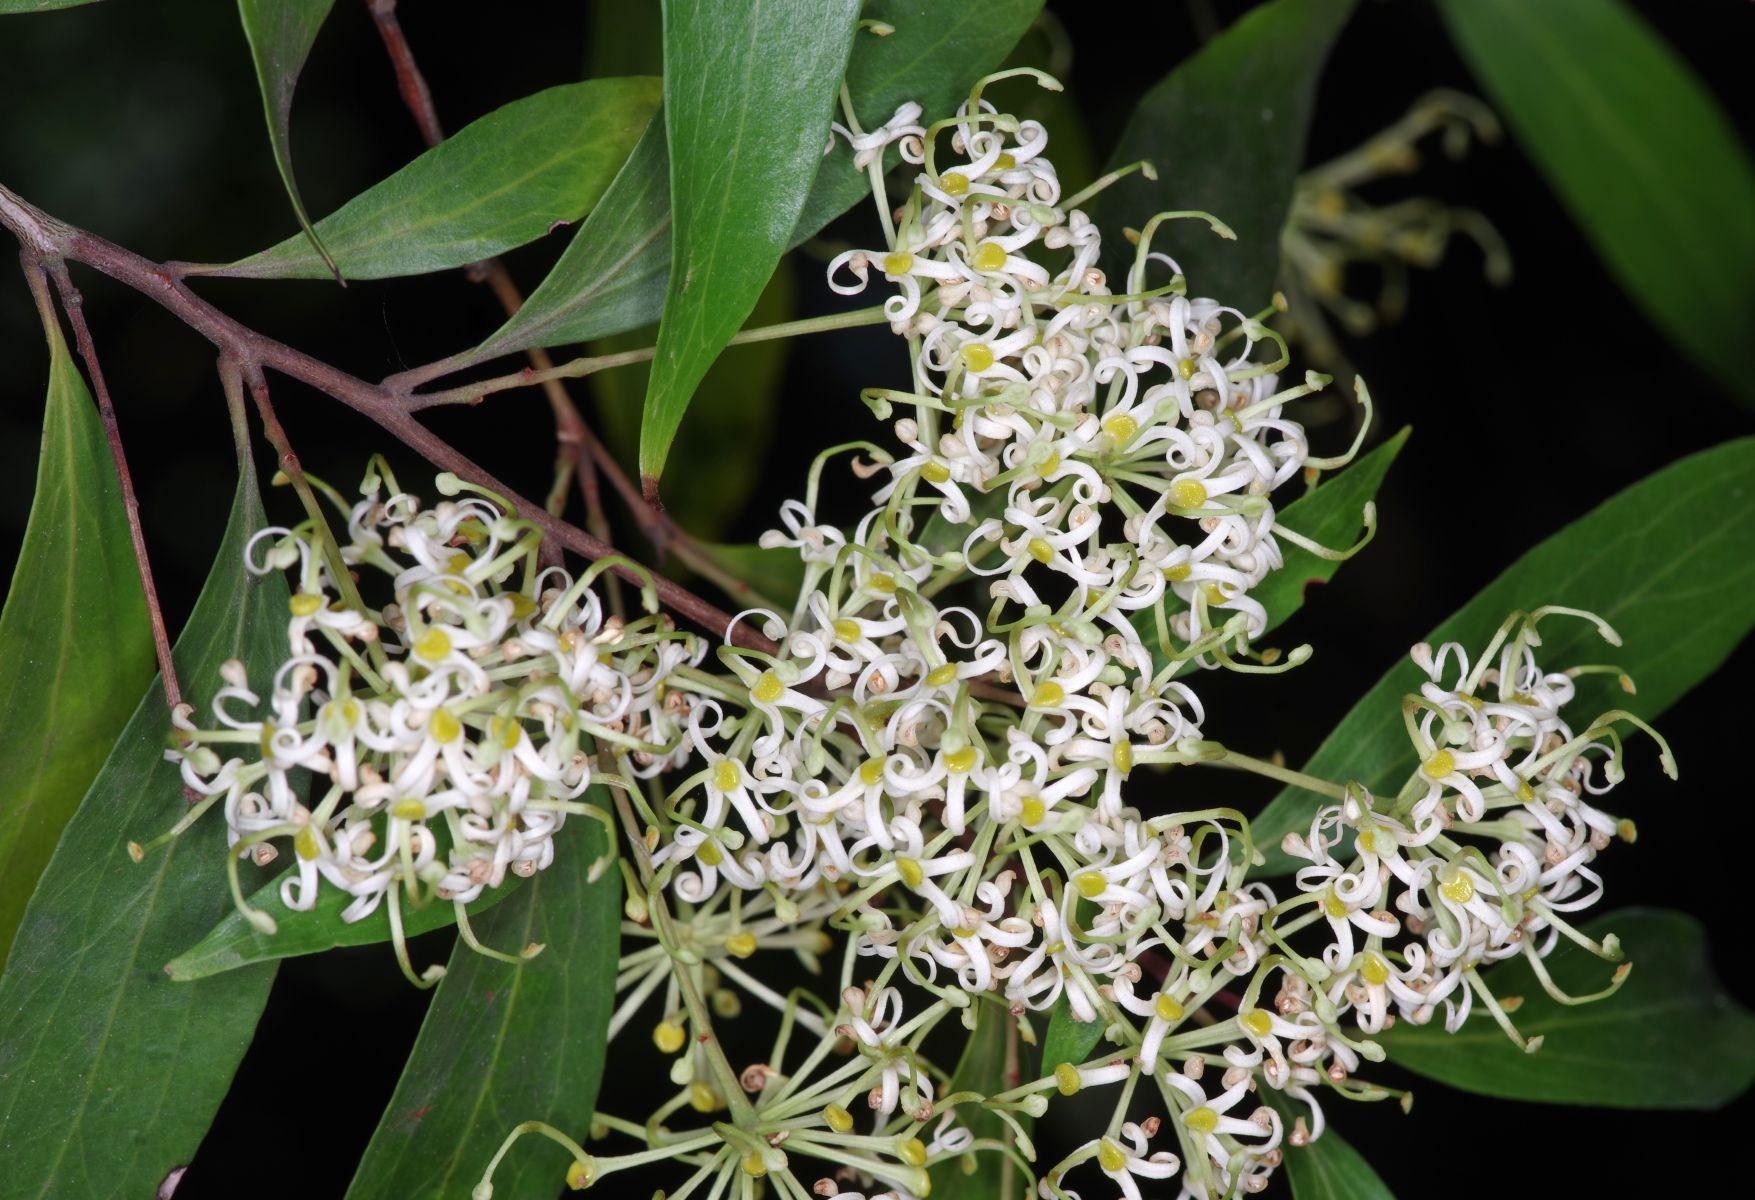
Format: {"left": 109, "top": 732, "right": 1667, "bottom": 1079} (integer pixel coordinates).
{"left": 160, "top": 74, "right": 1670, "bottom": 1200}
{"left": 160, "top": 460, "right": 706, "bottom": 983}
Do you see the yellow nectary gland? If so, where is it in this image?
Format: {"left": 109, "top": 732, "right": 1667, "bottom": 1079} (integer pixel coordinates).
{"left": 1032, "top": 681, "right": 1066, "bottom": 708}
{"left": 972, "top": 241, "right": 1008, "bottom": 272}
{"left": 414, "top": 627, "right": 452, "bottom": 662}
{"left": 288, "top": 593, "right": 322, "bottom": 617}
{"left": 1090, "top": 1138, "right": 1127, "bottom": 1174}
{"left": 1423, "top": 748, "right": 1456, "bottom": 779}
{"left": 945, "top": 746, "right": 978, "bottom": 773}
{"left": 882, "top": 250, "right": 914, "bottom": 275}
{"left": 1113, "top": 739, "right": 1134, "bottom": 776}
{"left": 392, "top": 798, "right": 426, "bottom": 821}
{"left": 959, "top": 342, "right": 995, "bottom": 373}
{"left": 1020, "top": 796, "right": 1046, "bottom": 826}
{"left": 860, "top": 758, "right": 885, "bottom": 786}
{"left": 1074, "top": 870, "right": 1107, "bottom": 899}
{"left": 926, "top": 663, "right": 958, "bottom": 687}
{"left": 1169, "top": 478, "right": 1208, "bottom": 509}
{"left": 714, "top": 760, "right": 743, "bottom": 792}
{"left": 697, "top": 839, "right": 723, "bottom": 867}
{"left": 994, "top": 152, "right": 1017, "bottom": 170}
{"left": 834, "top": 618, "right": 862, "bottom": 642}
{"left": 1184, "top": 1105, "right": 1219, "bottom": 1134}
{"left": 294, "top": 825, "right": 322, "bottom": 861}
{"left": 1165, "top": 562, "right": 1192, "bottom": 582}
{"left": 1054, "top": 1062, "right": 1082, "bottom": 1095}
{"left": 1361, "top": 952, "right": 1391, "bottom": 986}
{"left": 1440, "top": 869, "right": 1475, "bottom": 904}
{"left": 741, "top": 1152, "right": 767, "bottom": 1177}
{"left": 429, "top": 708, "right": 462, "bottom": 744}
{"left": 899, "top": 1137, "right": 928, "bottom": 1167}
{"left": 921, "top": 459, "right": 951, "bottom": 484}
{"left": 752, "top": 671, "right": 785, "bottom": 703}
{"left": 1154, "top": 992, "right": 1184, "bottom": 1022}
{"left": 1240, "top": 1008, "right": 1274, "bottom": 1038}
{"left": 565, "top": 1157, "right": 597, "bottom": 1190}
{"left": 653, "top": 1020, "right": 687, "bottom": 1053}
{"left": 897, "top": 857, "right": 925, "bottom": 888}
{"left": 824, "top": 1103, "right": 855, "bottom": 1133}
{"left": 725, "top": 931, "right": 757, "bottom": 958}
{"left": 941, "top": 171, "right": 969, "bottom": 195}
{"left": 1027, "top": 537, "right": 1055, "bottom": 564}
{"left": 1102, "top": 413, "right": 1139, "bottom": 444}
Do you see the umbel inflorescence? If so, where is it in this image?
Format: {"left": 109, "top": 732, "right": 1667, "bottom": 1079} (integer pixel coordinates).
{"left": 160, "top": 74, "right": 1671, "bottom": 1200}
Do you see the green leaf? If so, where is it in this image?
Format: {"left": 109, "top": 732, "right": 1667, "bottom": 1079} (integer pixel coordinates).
{"left": 1255, "top": 426, "right": 1406, "bottom": 635}
{"left": 790, "top": 0, "right": 1048, "bottom": 240}
{"left": 1379, "top": 909, "right": 1755, "bottom": 1109}
{"left": 1130, "top": 428, "right": 1404, "bottom": 671}
{"left": 453, "top": 0, "right": 1042, "bottom": 370}
{"left": 0, "top": 305, "right": 153, "bottom": 968}
{"left": 1094, "top": 0, "right": 1357, "bottom": 310}
{"left": 344, "top": 803, "right": 620, "bottom": 1200}
{"left": 0, "top": 1, "right": 104, "bottom": 13}
{"left": 639, "top": 0, "right": 862, "bottom": 491}
{"left": 163, "top": 864, "right": 522, "bottom": 983}
{"left": 585, "top": 0, "right": 662, "bottom": 80}
{"left": 1039, "top": 994, "right": 1103, "bottom": 1075}
{"left": 0, "top": 439, "right": 289, "bottom": 1198}
{"left": 237, "top": 0, "right": 340, "bottom": 279}
{"left": 207, "top": 78, "right": 662, "bottom": 281}
{"left": 1438, "top": 0, "right": 1755, "bottom": 406}
{"left": 1253, "top": 437, "right": 1755, "bottom": 872}
{"left": 594, "top": 266, "right": 795, "bottom": 541}
{"left": 931, "top": 1003, "right": 1033, "bottom": 1200}
{"left": 1263, "top": 1093, "right": 1397, "bottom": 1200}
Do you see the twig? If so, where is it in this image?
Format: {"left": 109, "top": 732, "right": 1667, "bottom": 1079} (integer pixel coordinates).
{"left": 34, "top": 255, "right": 182, "bottom": 711}
{"left": 0, "top": 181, "right": 772, "bottom": 655}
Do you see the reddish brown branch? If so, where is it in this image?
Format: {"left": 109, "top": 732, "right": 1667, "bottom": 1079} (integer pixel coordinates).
{"left": 0, "top": 182, "right": 769, "bottom": 654}
{"left": 363, "top": 0, "right": 444, "bottom": 147}
{"left": 36, "top": 256, "right": 183, "bottom": 711}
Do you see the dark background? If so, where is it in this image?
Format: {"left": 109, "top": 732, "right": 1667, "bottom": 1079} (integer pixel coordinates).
{"left": 1, "top": 1, "right": 1751, "bottom": 1197}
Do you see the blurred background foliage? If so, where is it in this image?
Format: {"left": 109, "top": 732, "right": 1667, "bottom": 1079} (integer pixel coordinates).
{"left": 1, "top": 1, "right": 1752, "bottom": 1196}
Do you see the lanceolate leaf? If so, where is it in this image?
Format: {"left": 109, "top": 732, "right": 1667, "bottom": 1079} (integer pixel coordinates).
{"left": 1131, "top": 427, "right": 1404, "bottom": 669}
{"left": 640, "top": 0, "right": 861, "bottom": 491}
{"left": 0, "top": 306, "right": 152, "bottom": 969}
{"left": 931, "top": 1003, "right": 1033, "bottom": 1200}
{"left": 1253, "top": 437, "right": 1755, "bottom": 872}
{"left": 345, "top": 806, "right": 620, "bottom": 1200}
{"left": 595, "top": 265, "right": 795, "bottom": 541}
{"left": 697, "top": 543, "right": 810, "bottom": 614}
{"left": 1254, "top": 426, "right": 1405, "bottom": 635}
{"left": 1263, "top": 1093, "right": 1397, "bottom": 1200}
{"left": 1095, "top": 0, "right": 1358, "bottom": 310}
{"left": 1379, "top": 909, "right": 1755, "bottom": 1109}
{"left": 0, "top": 447, "right": 288, "bottom": 1198}
{"left": 1438, "top": 0, "right": 1755, "bottom": 407}
{"left": 163, "top": 866, "right": 522, "bottom": 983}
{"left": 237, "top": 0, "right": 340, "bottom": 278}
{"left": 456, "top": 0, "right": 1042, "bottom": 370}
{"left": 0, "top": 1, "right": 104, "bottom": 13}
{"left": 207, "top": 78, "right": 661, "bottom": 281}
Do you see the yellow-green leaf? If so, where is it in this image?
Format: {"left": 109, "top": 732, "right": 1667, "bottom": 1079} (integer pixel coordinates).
{"left": 0, "top": 303, "right": 152, "bottom": 968}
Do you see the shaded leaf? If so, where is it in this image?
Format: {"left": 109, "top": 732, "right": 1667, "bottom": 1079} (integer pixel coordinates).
{"left": 1254, "top": 426, "right": 1406, "bottom": 635}
{"left": 1379, "top": 909, "right": 1755, "bottom": 1109}
{"left": 639, "top": 0, "right": 861, "bottom": 489}
{"left": 1264, "top": 1092, "right": 1397, "bottom": 1200}
{"left": 1095, "top": 0, "right": 1357, "bottom": 309}
{"left": 1439, "top": 0, "right": 1755, "bottom": 406}
{"left": 585, "top": 0, "right": 662, "bottom": 80}
{"left": 931, "top": 1003, "right": 1033, "bottom": 1200}
{"left": 207, "top": 78, "right": 661, "bottom": 281}
{"left": 0, "top": 303, "right": 152, "bottom": 968}
{"left": 164, "top": 866, "right": 522, "bottom": 983}
{"left": 1253, "top": 437, "right": 1755, "bottom": 872}
{"left": 0, "top": 441, "right": 288, "bottom": 1197}
{"left": 0, "top": 1, "right": 103, "bottom": 13}
{"left": 595, "top": 265, "right": 795, "bottom": 540}
{"left": 345, "top": 804, "right": 620, "bottom": 1200}
{"left": 1039, "top": 993, "right": 1103, "bottom": 1075}
{"left": 237, "top": 0, "right": 340, "bottom": 277}
{"left": 454, "top": 0, "right": 1042, "bottom": 369}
